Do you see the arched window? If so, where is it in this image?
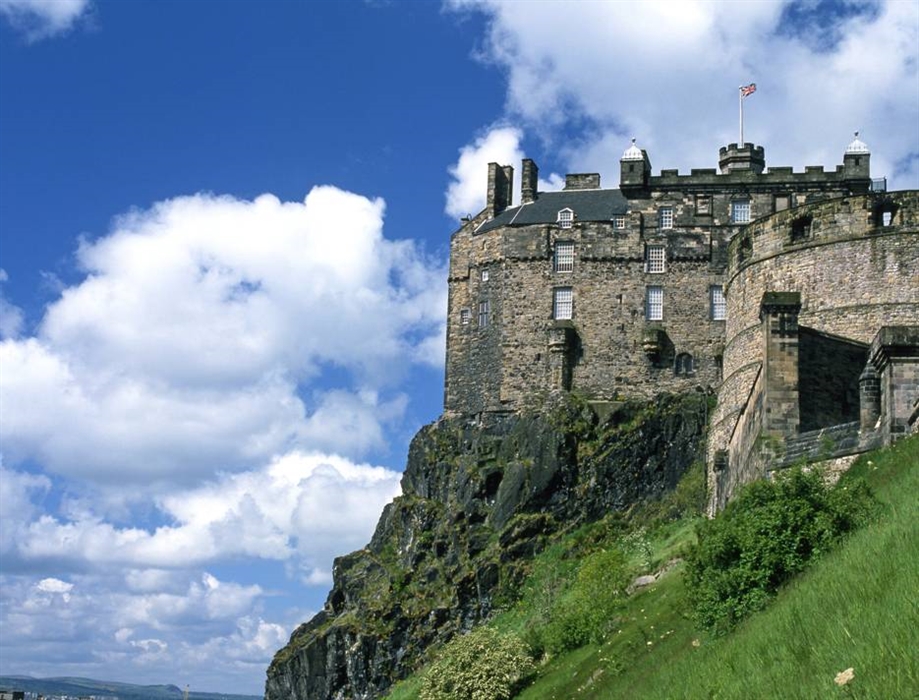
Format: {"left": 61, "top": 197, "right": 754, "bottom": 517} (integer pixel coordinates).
{"left": 675, "top": 352, "right": 694, "bottom": 376}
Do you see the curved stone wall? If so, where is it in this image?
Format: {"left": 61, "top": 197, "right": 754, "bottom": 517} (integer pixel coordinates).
{"left": 709, "top": 190, "right": 919, "bottom": 478}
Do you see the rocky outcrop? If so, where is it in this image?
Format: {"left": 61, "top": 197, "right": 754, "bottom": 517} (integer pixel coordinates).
{"left": 265, "top": 391, "right": 711, "bottom": 700}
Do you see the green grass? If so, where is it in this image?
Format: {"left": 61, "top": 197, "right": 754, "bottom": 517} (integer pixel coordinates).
{"left": 386, "top": 435, "right": 918, "bottom": 699}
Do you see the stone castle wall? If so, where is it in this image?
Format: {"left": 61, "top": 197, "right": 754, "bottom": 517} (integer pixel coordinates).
{"left": 444, "top": 218, "right": 727, "bottom": 414}
{"left": 708, "top": 190, "right": 919, "bottom": 505}
{"left": 444, "top": 140, "right": 873, "bottom": 417}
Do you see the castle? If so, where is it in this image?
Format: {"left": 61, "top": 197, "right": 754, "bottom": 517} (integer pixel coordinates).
{"left": 443, "top": 135, "right": 919, "bottom": 510}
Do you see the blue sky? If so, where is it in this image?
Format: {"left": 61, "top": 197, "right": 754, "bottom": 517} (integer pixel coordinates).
{"left": 1, "top": 0, "right": 917, "bottom": 694}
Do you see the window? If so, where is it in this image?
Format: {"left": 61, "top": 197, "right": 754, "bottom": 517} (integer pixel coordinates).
{"left": 553, "top": 287, "right": 573, "bottom": 320}
{"left": 675, "top": 353, "right": 694, "bottom": 376}
{"left": 710, "top": 285, "right": 726, "bottom": 320}
{"left": 738, "top": 237, "right": 753, "bottom": 264}
{"left": 659, "top": 207, "right": 673, "bottom": 230}
{"left": 645, "top": 245, "right": 666, "bottom": 273}
{"left": 557, "top": 208, "right": 574, "bottom": 229}
{"left": 731, "top": 200, "right": 751, "bottom": 223}
{"left": 554, "top": 242, "right": 574, "bottom": 272}
{"left": 882, "top": 210, "right": 893, "bottom": 226}
{"left": 791, "top": 215, "right": 812, "bottom": 243}
{"left": 478, "top": 300, "right": 490, "bottom": 328}
{"left": 481, "top": 269, "right": 489, "bottom": 282}
{"left": 612, "top": 215, "right": 626, "bottom": 229}
{"left": 460, "top": 308, "right": 471, "bottom": 325}
{"left": 646, "top": 286, "right": 663, "bottom": 321}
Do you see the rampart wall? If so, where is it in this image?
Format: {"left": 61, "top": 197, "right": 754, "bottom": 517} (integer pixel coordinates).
{"left": 709, "top": 191, "right": 919, "bottom": 501}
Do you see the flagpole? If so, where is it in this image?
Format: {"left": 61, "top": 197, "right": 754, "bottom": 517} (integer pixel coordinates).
{"left": 739, "top": 86, "right": 744, "bottom": 145}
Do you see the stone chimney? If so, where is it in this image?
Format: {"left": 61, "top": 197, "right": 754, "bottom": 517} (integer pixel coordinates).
{"left": 521, "top": 158, "right": 539, "bottom": 204}
{"left": 760, "top": 291, "right": 801, "bottom": 439}
{"left": 487, "top": 162, "right": 514, "bottom": 218}
{"left": 564, "top": 173, "right": 601, "bottom": 190}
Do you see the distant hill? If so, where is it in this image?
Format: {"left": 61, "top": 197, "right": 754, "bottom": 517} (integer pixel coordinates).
{"left": 0, "top": 676, "right": 260, "bottom": 700}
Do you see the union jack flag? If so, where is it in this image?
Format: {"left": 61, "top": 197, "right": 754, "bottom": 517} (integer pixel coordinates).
{"left": 740, "top": 83, "right": 757, "bottom": 97}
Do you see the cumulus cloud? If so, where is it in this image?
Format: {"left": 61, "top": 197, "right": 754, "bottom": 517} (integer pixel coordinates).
{"left": 0, "top": 569, "right": 294, "bottom": 690}
{"left": 0, "top": 187, "right": 446, "bottom": 484}
{"left": 0, "top": 0, "right": 91, "bottom": 41}
{"left": 449, "top": 0, "right": 919, "bottom": 191}
{"left": 3, "top": 452, "right": 400, "bottom": 581}
{"left": 445, "top": 126, "right": 524, "bottom": 219}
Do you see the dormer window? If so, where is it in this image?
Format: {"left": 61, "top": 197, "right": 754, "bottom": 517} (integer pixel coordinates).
{"left": 557, "top": 208, "right": 574, "bottom": 229}
{"left": 659, "top": 207, "right": 673, "bottom": 230}
{"left": 612, "top": 215, "right": 626, "bottom": 229}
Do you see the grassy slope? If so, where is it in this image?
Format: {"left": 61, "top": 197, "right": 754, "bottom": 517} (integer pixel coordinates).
{"left": 387, "top": 434, "right": 918, "bottom": 700}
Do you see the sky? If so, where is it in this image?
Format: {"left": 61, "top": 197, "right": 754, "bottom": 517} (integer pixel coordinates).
{"left": 0, "top": 0, "right": 917, "bottom": 694}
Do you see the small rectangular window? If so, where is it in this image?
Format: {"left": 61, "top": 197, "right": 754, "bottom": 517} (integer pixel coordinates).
{"left": 645, "top": 245, "right": 666, "bottom": 273}
{"left": 612, "top": 215, "right": 626, "bottom": 229}
{"left": 553, "top": 287, "right": 573, "bottom": 320}
{"left": 554, "top": 242, "right": 574, "bottom": 272}
{"left": 460, "top": 308, "right": 471, "bottom": 325}
{"left": 731, "top": 200, "right": 751, "bottom": 223}
{"left": 646, "top": 286, "right": 663, "bottom": 321}
{"left": 478, "top": 300, "right": 490, "bottom": 328}
{"left": 710, "top": 285, "right": 726, "bottom": 320}
{"left": 659, "top": 207, "right": 673, "bottom": 230}
{"left": 481, "top": 269, "right": 489, "bottom": 282}
{"left": 557, "top": 209, "right": 573, "bottom": 229}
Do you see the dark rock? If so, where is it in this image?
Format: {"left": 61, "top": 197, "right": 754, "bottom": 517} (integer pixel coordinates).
{"left": 265, "top": 392, "right": 711, "bottom": 700}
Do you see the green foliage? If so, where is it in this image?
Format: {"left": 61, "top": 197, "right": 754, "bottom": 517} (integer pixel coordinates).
{"left": 419, "top": 627, "right": 535, "bottom": 700}
{"left": 685, "top": 466, "right": 877, "bottom": 633}
{"left": 530, "top": 546, "right": 632, "bottom": 654}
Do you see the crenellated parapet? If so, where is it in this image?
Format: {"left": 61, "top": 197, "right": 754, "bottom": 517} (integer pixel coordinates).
{"left": 708, "top": 189, "right": 919, "bottom": 511}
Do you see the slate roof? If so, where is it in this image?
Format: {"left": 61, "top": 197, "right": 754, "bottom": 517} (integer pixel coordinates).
{"left": 476, "top": 189, "right": 630, "bottom": 233}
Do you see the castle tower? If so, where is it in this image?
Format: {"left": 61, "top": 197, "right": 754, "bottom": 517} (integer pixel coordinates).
{"left": 718, "top": 142, "right": 766, "bottom": 174}
{"left": 619, "top": 138, "right": 651, "bottom": 191}
{"left": 843, "top": 131, "right": 871, "bottom": 181}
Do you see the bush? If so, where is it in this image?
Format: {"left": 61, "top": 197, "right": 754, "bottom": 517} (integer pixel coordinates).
{"left": 419, "top": 627, "right": 535, "bottom": 700}
{"left": 685, "top": 467, "right": 877, "bottom": 633}
{"left": 533, "top": 546, "right": 631, "bottom": 654}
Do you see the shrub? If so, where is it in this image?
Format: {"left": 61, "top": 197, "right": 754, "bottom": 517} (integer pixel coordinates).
{"left": 419, "top": 627, "right": 535, "bottom": 700}
{"left": 533, "top": 546, "right": 631, "bottom": 654}
{"left": 685, "top": 467, "right": 877, "bottom": 633}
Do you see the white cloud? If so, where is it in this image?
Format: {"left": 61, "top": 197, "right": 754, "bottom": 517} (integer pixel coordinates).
{"left": 0, "top": 0, "right": 91, "bottom": 41}
{"left": 0, "top": 270, "right": 24, "bottom": 339}
{"left": 3, "top": 452, "right": 400, "bottom": 577}
{"left": 0, "top": 187, "right": 446, "bottom": 484}
{"left": 445, "top": 126, "right": 525, "bottom": 219}
{"left": 0, "top": 569, "right": 295, "bottom": 691}
{"left": 449, "top": 0, "right": 919, "bottom": 191}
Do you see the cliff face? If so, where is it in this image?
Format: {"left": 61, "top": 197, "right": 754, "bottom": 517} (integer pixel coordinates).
{"left": 265, "top": 392, "right": 711, "bottom": 700}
